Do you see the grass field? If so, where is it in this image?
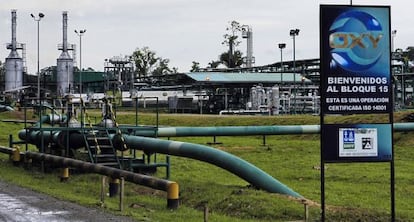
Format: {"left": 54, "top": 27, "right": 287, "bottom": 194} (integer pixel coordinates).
{"left": 0, "top": 110, "right": 413, "bottom": 221}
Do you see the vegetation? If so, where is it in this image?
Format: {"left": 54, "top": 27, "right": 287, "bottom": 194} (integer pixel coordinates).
{"left": 190, "top": 61, "right": 201, "bottom": 72}
{"left": 131, "top": 46, "right": 176, "bottom": 78}
{"left": 0, "top": 110, "right": 414, "bottom": 221}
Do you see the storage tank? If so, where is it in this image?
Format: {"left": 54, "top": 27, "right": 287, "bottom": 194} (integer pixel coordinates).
{"left": 56, "top": 11, "right": 74, "bottom": 96}
{"left": 5, "top": 9, "right": 24, "bottom": 92}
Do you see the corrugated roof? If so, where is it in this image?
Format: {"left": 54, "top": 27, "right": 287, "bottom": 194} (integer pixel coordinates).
{"left": 185, "top": 72, "right": 310, "bottom": 83}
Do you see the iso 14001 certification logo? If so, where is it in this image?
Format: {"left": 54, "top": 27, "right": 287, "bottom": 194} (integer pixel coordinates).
{"left": 329, "top": 10, "right": 385, "bottom": 72}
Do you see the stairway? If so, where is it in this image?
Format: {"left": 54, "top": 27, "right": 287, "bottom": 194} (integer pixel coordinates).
{"left": 85, "top": 130, "right": 121, "bottom": 169}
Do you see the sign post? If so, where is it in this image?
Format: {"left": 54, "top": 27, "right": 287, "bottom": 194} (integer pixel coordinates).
{"left": 320, "top": 5, "right": 393, "bottom": 221}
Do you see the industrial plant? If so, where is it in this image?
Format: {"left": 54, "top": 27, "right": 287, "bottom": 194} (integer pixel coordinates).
{"left": 2, "top": 6, "right": 414, "bottom": 221}
{"left": 1, "top": 10, "right": 413, "bottom": 115}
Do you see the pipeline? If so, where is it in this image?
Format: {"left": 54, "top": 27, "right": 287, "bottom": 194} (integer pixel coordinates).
{"left": 129, "top": 122, "right": 414, "bottom": 137}
{"left": 32, "top": 113, "right": 66, "bottom": 127}
{"left": 111, "top": 134, "right": 303, "bottom": 198}
{"left": 19, "top": 128, "right": 84, "bottom": 149}
{"left": 18, "top": 129, "right": 303, "bottom": 198}
{"left": 24, "top": 151, "right": 179, "bottom": 209}
{"left": 155, "top": 125, "right": 320, "bottom": 137}
{"left": 21, "top": 115, "right": 414, "bottom": 199}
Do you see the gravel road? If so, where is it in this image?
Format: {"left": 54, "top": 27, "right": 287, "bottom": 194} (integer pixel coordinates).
{"left": 0, "top": 179, "right": 136, "bottom": 222}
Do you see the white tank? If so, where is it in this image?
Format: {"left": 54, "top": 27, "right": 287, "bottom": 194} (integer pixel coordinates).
{"left": 57, "top": 58, "right": 74, "bottom": 96}
{"left": 56, "top": 11, "right": 74, "bottom": 96}
{"left": 5, "top": 58, "right": 24, "bottom": 91}
{"left": 5, "top": 10, "right": 23, "bottom": 92}
{"left": 271, "top": 86, "right": 280, "bottom": 115}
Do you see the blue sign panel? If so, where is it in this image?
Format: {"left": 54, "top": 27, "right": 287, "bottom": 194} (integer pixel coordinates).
{"left": 322, "top": 123, "right": 392, "bottom": 162}
{"left": 320, "top": 5, "right": 391, "bottom": 114}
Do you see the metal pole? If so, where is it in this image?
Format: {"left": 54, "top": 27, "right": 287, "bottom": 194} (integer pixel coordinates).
{"left": 293, "top": 34, "right": 296, "bottom": 114}
{"left": 75, "top": 29, "right": 86, "bottom": 127}
{"left": 37, "top": 20, "right": 40, "bottom": 102}
{"left": 31, "top": 13, "right": 44, "bottom": 102}
{"left": 31, "top": 12, "right": 45, "bottom": 172}
{"left": 80, "top": 34, "right": 82, "bottom": 95}
{"left": 391, "top": 30, "right": 397, "bottom": 110}
{"left": 293, "top": 34, "right": 296, "bottom": 82}
{"left": 280, "top": 47, "right": 283, "bottom": 77}
{"left": 278, "top": 43, "right": 286, "bottom": 84}
{"left": 75, "top": 29, "right": 86, "bottom": 95}
{"left": 290, "top": 29, "right": 299, "bottom": 114}
{"left": 79, "top": 35, "right": 83, "bottom": 127}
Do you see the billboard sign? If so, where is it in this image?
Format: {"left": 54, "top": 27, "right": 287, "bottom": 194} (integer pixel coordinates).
{"left": 320, "top": 5, "right": 391, "bottom": 114}
{"left": 320, "top": 5, "right": 394, "bottom": 220}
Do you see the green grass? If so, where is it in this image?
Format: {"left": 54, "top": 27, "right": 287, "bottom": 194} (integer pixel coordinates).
{"left": 1, "top": 110, "right": 414, "bottom": 221}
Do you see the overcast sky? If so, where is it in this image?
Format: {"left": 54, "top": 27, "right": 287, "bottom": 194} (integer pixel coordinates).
{"left": 1, "top": 0, "right": 412, "bottom": 74}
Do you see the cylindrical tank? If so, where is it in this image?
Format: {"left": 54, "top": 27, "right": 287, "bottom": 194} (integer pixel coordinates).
{"left": 5, "top": 58, "right": 24, "bottom": 91}
{"left": 56, "top": 11, "right": 74, "bottom": 96}
{"left": 57, "top": 58, "right": 74, "bottom": 96}
{"left": 250, "top": 86, "right": 257, "bottom": 109}
{"left": 5, "top": 9, "right": 23, "bottom": 92}
{"left": 271, "top": 86, "right": 280, "bottom": 115}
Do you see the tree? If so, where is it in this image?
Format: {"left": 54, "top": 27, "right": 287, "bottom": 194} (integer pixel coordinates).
{"left": 190, "top": 61, "right": 201, "bottom": 72}
{"left": 208, "top": 20, "right": 244, "bottom": 69}
{"left": 219, "top": 50, "right": 244, "bottom": 68}
{"left": 207, "top": 60, "right": 221, "bottom": 69}
{"left": 152, "top": 58, "right": 172, "bottom": 76}
{"left": 131, "top": 46, "right": 175, "bottom": 79}
{"left": 405, "top": 46, "right": 414, "bottom": 61}
{"left": 131, "top": 46, "right": 159, "bottom": 79}
{"left": 221, "top": 21, "right": 243, "bottom": 68}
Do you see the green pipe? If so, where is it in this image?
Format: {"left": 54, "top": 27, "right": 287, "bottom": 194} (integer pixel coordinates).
{"left": 112, "top": 134, "right": 304, "bottom": 199}
{"left": 18, "top": 129, "right": 85, "bottom": 150}
{"left": 22, "top": 119, "right": 414, "bottom": 200}
{"left": 30, "top": 114, "right": 414, "bottom": 137}
{"left": 33, "top": 114, "right": 67, "bottom": 127}
{"left": 131, "top": 122, "right": 414, "bottom": 137}
{"left": 19, "top": 128, "right": 303, "bottom": 198}
{"left": 393, "top": 122, "right": 414, "bottom": 132}
{"left": 155, "top": 125, "right": 320, "bottom": 137}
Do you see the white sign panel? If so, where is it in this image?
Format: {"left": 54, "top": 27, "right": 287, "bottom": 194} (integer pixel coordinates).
{"left": 339, "top": 128, "right": 378, "bottom": 157}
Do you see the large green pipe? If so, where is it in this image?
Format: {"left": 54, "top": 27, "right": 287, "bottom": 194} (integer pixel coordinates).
{"left": 130, "top": 122, "right": 414, "bottom": 137}
{"left": 21, "top": 118, "right": 414, "bottom": 199}
{"left": 18, "top": 129, "right": 84, "bottom": 149}
{"left": 19, "top": 128, "right": 303, "bottom": 198}
{"left": 112, "top": 134, "right": 303, "bottom": 199}
{"left": 155, "top": 125, "right": 320, "bottom": 137}
{"left": 28, "top": 114, "right": 414, "bottom": 137}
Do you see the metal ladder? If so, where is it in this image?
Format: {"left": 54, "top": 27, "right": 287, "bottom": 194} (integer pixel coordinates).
{"left": 84, "top": 129, "right": 122, "bottom": 169}
{"left": 81, "top": 97, "right": 122, "bottom": 169}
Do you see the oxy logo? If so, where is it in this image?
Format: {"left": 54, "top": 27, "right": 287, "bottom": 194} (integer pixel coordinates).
{"left": 329, "top": 10, "right": 385, "bottom": 71}
{"left": 330, "top": 32, "right": 382, "bottom": 49}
